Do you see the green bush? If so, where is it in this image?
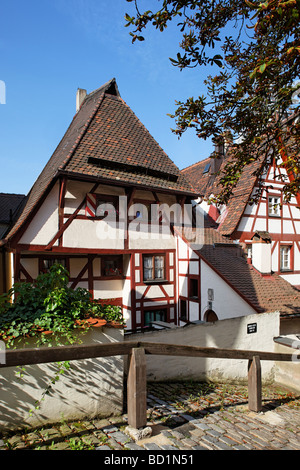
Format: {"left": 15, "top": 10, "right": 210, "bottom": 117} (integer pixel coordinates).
{"left": 0, "top": 263, "right": 123, "bottom": 347}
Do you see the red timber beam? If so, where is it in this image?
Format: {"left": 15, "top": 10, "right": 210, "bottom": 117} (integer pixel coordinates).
{"left": 278, "top": 136, "right": 300, "bottom": 208}
{"left": 58, "top": 177, "right": 67, "bottom": 247}
{"left": 45, "top": 182, "right": 99, "bottom": 251}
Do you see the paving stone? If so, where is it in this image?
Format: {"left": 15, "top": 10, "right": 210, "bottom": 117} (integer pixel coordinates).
{"left": 192, "top": 445, "right": 209, "bottom": 450}
{"left": 92, "top": 418, "right": 111, "bottom": 430}
{"left": 192, "top": 421, "right": 210, "bottom": 431}
{"left": 181, "top": 437, "right": 198, "bottom": 447}
{"left": 109, "top": 431, "right": 131, "bottom": 445}
{"left": 125, "top": 442, "right": 144, "bottom": 450}
{"left": 143, "top": 442, "right": 162, "bottom": 450}
{"left": 160, "top": 444, "right": 178, "bottom": 450}
{"left": 106, "top": 437, "right": 124, "bottom": 450}
{"left": 102, "top": 425, "right": 119, "bottom": 434}
{"left": 50, "top": 441, "right": 71, "bottom": 450}
{"left": 2, "top": 382, "right": 300, "bottom": 451}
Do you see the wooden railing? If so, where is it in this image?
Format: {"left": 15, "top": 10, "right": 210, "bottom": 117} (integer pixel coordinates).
{"left": 0, "top": 341, "right": 296, "bottom": 429}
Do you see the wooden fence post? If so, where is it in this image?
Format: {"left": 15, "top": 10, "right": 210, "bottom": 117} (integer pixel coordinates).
{"left": 248, "top": 355, "right": 262, "bottom": 412}
{"left": 127, "top": 347, "right": 147, "bottom": 429}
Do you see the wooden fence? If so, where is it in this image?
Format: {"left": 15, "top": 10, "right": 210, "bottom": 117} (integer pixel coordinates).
{"left": 0, "top": 341, "right": 297, "bottom": 429}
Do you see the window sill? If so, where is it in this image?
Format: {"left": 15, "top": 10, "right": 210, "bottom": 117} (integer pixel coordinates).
{"left": 143, "top": 279, "right": 168, "bottom": 284}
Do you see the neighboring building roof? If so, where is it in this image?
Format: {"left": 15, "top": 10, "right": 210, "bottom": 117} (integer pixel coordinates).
{"left": 182, "top": 154, "right": 263, "bottom": 236}
{"left": 175, "top": 223, "right": 300, "bottom": 317}
{"left": 0, "top": 193, "right": 26, "bottom": 224}
{"left": 181, "top": 157, "right": 215, "bottom": 197}
{"left": 198, "top": 242, "right": 300, "bottom": 317}
{"left": 5, "top": 78, "right": 198, "bottom": 242}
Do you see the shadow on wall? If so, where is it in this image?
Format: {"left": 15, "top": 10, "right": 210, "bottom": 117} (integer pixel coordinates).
{"left": 124, "top": 312, "right": 280, "bottom": 385}
{"left": 0, "top": 356, "right": 124, "bottom": 432}
{"left": 0, "top": 328, "right": 124, "bottom": 432}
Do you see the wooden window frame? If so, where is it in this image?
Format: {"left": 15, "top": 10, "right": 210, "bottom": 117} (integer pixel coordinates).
{"left": 268, "top": 195, "right": 281, "bottom": 217}
{"left": 100, "top": 255, "right": 123, "bottom": 278}
{"left": 39, "top": 257, "right": 68, "bottom": 274}
{"left": 143, "top": 307, "right": 168, "bottom": 327}
{"left": 189, "top": 276, "right": 199, "bottom": 299}
{"left": 279, "top": 245, "right": 293, "bottom": 272}
{"left": 143, "top": 254, "right": 166, "bottom": 283}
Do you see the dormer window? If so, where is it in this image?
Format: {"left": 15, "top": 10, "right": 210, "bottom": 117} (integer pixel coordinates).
{"left": 203, "top": 163, "right": 211, "bottom": 174}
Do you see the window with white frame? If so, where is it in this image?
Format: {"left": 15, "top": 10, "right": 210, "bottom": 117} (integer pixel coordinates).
{"left": 268, "top": 196, "right": 281, "bottom": 216}
{"left": 143, "top": 254, "right": 165, "bottom": 281}
{"left": 280, "top": 245, "right": 292, "bottom": 271}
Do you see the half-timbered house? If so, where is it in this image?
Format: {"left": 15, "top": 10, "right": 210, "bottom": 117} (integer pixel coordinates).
{"left": 182, "top": 147, "right": 300, "bottom": 289}
{"left": 1, "top": 78, "right": 299, "bottom": 333}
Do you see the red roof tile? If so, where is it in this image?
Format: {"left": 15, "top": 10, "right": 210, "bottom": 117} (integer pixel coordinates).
{"left": 5, "top": 79, "right": 197, "bottom": 241}
{"left": 182, "top": 155, "right": 263, "bottom": 236}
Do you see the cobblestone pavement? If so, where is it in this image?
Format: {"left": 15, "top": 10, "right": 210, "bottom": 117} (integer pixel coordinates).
{"left": 0, "top": 382, "right": 299, "bottom": 452}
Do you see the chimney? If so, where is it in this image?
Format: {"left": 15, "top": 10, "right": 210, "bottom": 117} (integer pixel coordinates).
{"left": 76, "top": 88, "right": 87, "bottom": 112}
{"left": 211, "top": 137, "right": 225, "bottom": 174}
{"left": 251, "top": 231, "right": 272, "bottom": 275}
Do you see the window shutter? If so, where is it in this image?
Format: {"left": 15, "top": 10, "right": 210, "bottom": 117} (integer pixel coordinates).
{"left": 85, "top": 193, "right": 97, "bottom": 217}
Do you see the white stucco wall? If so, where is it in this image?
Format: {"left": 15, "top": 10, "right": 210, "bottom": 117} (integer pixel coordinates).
{"left": 125, "top": 312, "right": 280, "bottom": 384}
{"left": 19, "top": 183, "right": 59, "bottom": 246}
{"left": 200, "top": 260, "right": 257, "bottom": 320}
{"left": 0, "top": 327, "right": 124, "bottom": 431}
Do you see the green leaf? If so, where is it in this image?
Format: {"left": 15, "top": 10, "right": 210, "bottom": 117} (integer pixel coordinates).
{"left": 259, "top": 63, "right": 267, "bottom": 73}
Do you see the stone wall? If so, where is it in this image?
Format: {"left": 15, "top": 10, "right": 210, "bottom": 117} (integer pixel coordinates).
{"left": 125, "top": 312, "right": 280, "bottom": 385}
{"left": 0, "top": 326, "right": 124, "bottom": 431}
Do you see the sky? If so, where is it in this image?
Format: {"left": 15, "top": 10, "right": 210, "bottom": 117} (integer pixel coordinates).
{"left": 0, "top": 0, "right": 214, "bottom": 196}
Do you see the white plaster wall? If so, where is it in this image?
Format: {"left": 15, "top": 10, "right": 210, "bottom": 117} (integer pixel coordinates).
{"left": 271, "top": 243, "right": 279, "bottom": 272}
{"left": 0, "top": 327, "right": 124, "bottom": 431}
{"left": 128, "top": 224, "right": 176, "bottom": 250}
{"left": 252, "top": 242, "right": 272, "bottom": 274}
{"left": 200, "top": 260, "right": 257, "bottom": 320}
{"left": 253, "top": 217, "right": 267, "bottom": 232}
{"left": 19, "top": 183, "right": 59, "bottom": 246}
{"left": 125, "top": 312, "right": 279, "bottom": 384}
{"left": 280, "top": 273, "right": 300, "bottom": 286}
{"left": 275, "top": 337, "right": 300, "bottom": 392}
{"left": 93, "top": 279, "right": 123, "bottom": 299}
{"left": 20, "top": 258, "right": 39, "bottom": 280}
{"left": 63, "top": 219, "right": 124, "bottom": 249}
{"left": 237, "top": 216, "right": 254, "bottom": 233}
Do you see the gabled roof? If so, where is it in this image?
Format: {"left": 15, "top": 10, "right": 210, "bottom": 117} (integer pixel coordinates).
{"left": 198, "top": 242, "right": 300, "bottom": 317}
{"left": 5, "top": 78, "right": 197, "bottom": 242}
{"left": 182, "top": 155, "right": 263, "bottom": 236}
{"left": 176, "top": 222, "right": 300, "bottom": 317}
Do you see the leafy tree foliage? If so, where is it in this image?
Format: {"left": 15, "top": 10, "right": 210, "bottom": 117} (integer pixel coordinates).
{"left": 125, "top": 0, "right": 300, "bottom": 204}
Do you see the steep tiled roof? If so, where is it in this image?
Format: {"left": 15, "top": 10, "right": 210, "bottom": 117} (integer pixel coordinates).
{"left": 198, "top": 243, "right": 300, "bottom": 316}
{"left": 175, "top": 223, "right": 300, "bottom": 317}
{"left": 181, "top": 157, "right": 215, "bottom": 196}
{"left": 5, "top": 78, "right": 197, "bottom": 242}
{"left": 182, "top": 155, "right": 263, "bottom": 236}
{"left": 63, "top": 92, "right": 195, "bottom": 194}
